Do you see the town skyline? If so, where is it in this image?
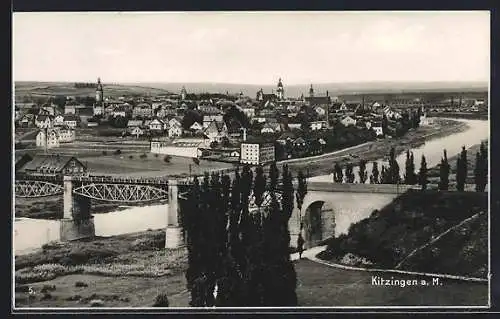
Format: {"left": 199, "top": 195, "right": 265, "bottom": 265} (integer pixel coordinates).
{"left": 13, "top": 11, "right": 490, "bottom": 85}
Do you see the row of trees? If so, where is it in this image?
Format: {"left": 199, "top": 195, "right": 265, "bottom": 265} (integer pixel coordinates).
{"left": 332, "top": 142, "right": 488, "bottom": 192}
{"left": 180, "top": 164, "right": 307, "bottom": 306}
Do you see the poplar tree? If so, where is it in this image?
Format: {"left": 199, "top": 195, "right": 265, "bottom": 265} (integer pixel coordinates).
{"left": 371, "top": 162, "right": 379, "bottom": 184}
{"left": 438, "top": 149, "right": 450, "bottom": 191}
{"left": 456, "top": 146, "right": 467, "bottom": 191}
{"left": 345, "top": 163, "right": 355, "bottom": 183}
{"left": 296, "top": 170, "right": 308, "bottom": 230}
{"left": 418, "top": 155, "right": 428, "bottom": 191}
{"left": 358, "top": 159, "right": 368, "bottom": 184}
{"left": 388, "top": 147, "right": 400, "bottom": 184}
{"left": 474, "top": 150, "right": 487, "bottom": 192}
{"left": 404, "top": 150, "right": 416, "bottom": 185}
{"left": 182, "top": 164, "right": 300, "bottom": 307}
{"left": 333, "top": 162, "right": 343, "bottom": 183}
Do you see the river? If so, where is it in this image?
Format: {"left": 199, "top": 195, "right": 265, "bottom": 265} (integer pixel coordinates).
{"left": 309, "top": 118, "right": 489, "bottom": 183}
{"left": 13, "top": 118, "right": 489, "bottom": 256}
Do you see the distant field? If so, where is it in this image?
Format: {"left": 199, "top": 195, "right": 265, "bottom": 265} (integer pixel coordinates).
{"left": 15, "top": 81, "right": 171, "bottom": 98}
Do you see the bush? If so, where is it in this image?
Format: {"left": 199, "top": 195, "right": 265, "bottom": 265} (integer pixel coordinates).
{"left": 154, "top": 153, "right": 159, "bottom": 158}
{"left": 67, "top": 246, "right": 117, "bottom": 265}
{"left": 153, "top": 293, "right": 169, "bottom": 307}
{"left": 102, "top": 150, "right": 108, "bottom": 156}
{"left": 130, "top": 235, "right": 165, "bottom": 251}
{"left": 129, "top": 155, "right": 134, "bottom": 159}
{"left": 75, "top": 281, "right": 88, "bottom": 288}
{"left": 163, "top": 155, "right": 172, "bottom": 163}
{"left": 40, "top": 284, "right": 57, "bottom": 293}
{"left": 140, "top": 153, "right": 147, "bottom": 159}
{"left": 114, "top": 149, "right": 122, "bottom": 155}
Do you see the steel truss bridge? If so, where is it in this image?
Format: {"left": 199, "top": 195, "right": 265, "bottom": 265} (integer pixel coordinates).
{"left": 14, "top": 174, "right": 283, "bottom": 207}
{"left": 14, "top": 174, "right": 172, "bottom": 203}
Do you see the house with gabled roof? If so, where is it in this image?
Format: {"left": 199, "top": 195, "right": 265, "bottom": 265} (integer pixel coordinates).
{"left": 189, "top": 121, "right": 204, "bottom": 131}
{"left": 19, "top": 154, "right": 87, "bottom": 176}
{"left": 203, "top": 120, "right": 228, "bottom": 143}
{"left": 35, "top": 115, "right": 54, "bottom": 129}
{"left": 149, "top": 118, "right": 166, "bottom": 132}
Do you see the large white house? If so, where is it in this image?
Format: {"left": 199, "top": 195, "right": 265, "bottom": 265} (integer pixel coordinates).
{"left": 36, "top": 129, "right": 60, "bottom": 149}
{"left": 240, "top": 142, "right": 275, "bottom": 165}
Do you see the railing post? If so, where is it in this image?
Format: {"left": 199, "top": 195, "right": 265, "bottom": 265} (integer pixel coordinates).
{"left": 60, "top": 175, "right": 95, "bottom": 242}
{"left": 63, "top": 176, "right": 73, "bottom": 219}
{"left": 165, "top": 179, "right": 183, "bottom": 249}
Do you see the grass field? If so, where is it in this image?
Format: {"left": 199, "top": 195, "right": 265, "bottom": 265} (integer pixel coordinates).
{"left": 82, "top": 153, "right": 235, "bottom": 176}
{"left": 294, "top": 259, "right": 487, "bottom": 307}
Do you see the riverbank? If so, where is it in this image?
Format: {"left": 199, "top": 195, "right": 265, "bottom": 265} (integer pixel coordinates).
{"left": 427, "top": 141, "right": 488, "bottom": 185}
{"left": 14, "top": 229, "right": 192, "bottom": 307}
{"left": 431, "top": 112, "right": 488, "bottom": 121}
{"left": 283, "top": 118, "right": 468, "bottom": 177}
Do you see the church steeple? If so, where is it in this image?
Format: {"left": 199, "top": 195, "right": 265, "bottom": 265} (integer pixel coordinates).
{"left": 181, "top": 86, "right": 187, "bottom": 100}
{"left": 95, "top": 77, "right": 103, "bottom": 104}
{"left": 277, "top": 77, "right": 284, "bottom": 101}
{"left": 309, "top": 84, "right": 314, "bottom": 98}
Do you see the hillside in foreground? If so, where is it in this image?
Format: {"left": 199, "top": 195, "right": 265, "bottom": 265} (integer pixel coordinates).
{"left": 317, "top": 190, "right": 488, "bottom": 278}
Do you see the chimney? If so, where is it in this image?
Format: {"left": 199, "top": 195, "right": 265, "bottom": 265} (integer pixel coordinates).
{"left": 326, "top": 90, "right": 329, "bottom": 97}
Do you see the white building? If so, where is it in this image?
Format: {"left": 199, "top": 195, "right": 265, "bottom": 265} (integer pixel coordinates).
{"left": 53, "top": 115, "right": 65, "bottom": 126}
{"left": 64, "top": 104, "right": 76, "bottom": 115}
{"left": 240, "top": 142, "right": 275, "bottom": 165}
{"left": 241, "top": 106, "right": 256, "bottom": 118}
{"left": 202, "top": 115, "right": 224, "bottom": 128}
{"left": 150, "top": 138, "right": 209, "bottom": 158}
{"left": 168, "top": 123, "right": 183, "bottom": 138}
{"left": 63, "top": 115, "right": 79, "bottom": 129}
{"left": 36, "top": 129, "right": 60, "bottom": 149}
{"left": 57, "top": 127, "right": 76, "bottom": 143}
{"left": 93, "top": 105, "right": 104, "bottom": 116}
{"left": 189, "top": 122, "right": 204, "bottom": 131}
{"left": 149, "top": 118, "right": 166, "bottom": 132}
{"left": 35, "top": 115, "right": 53, "bottom": 129}
{"left": 420, "top": 114, "right": 434, "bottom": 126}
{"left": 310, "top": 121, "right": 328, "bottom": 131}
{"left": 340, "top": 116, "right": 357, "bottom": 127}
{"left": 372, "top": 125, "right": 384, "bottom": 136}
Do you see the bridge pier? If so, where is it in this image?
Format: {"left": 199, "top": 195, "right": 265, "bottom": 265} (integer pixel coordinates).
{"left": 60, "top": 176, "right": 95, "bottom": 241}
{"left": 165, "top": 180, "right": 184, "bottom": 249}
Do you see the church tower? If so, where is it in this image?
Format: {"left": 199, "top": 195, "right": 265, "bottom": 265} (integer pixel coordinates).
{"left": 309, "top": 84, "right": 314, "bottom": 98}
{"left": 256, "top": 88, "right": 264, "bottom": 101}
{"left": 181, "top": 86, "right": 187, "bottom": 100}
{"left": 277, "top": 78, "right": 284, "bottom": 100}
{"left": 95, "top": 77, "right": 104, "bottom": 105}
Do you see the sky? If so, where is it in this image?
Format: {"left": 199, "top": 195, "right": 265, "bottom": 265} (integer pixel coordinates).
{"left": 13, "top": 11, "right": 490, "bottom": 85}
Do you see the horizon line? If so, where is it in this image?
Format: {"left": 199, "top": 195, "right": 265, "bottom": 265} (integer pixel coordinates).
{"left": 14, "top": 79, "right": 489, "bottom": 86}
